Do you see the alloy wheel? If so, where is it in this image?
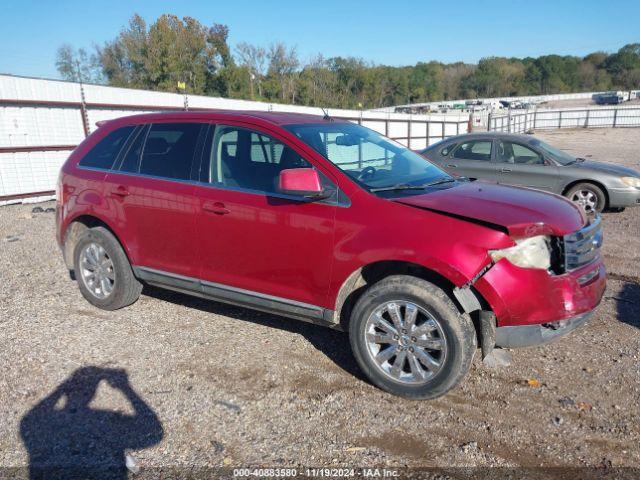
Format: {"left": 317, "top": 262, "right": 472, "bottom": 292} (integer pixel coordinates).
{"left": 364, "top": 300, "right": 447, "bottom": 385}
{"left": 79, "top": 242, "right": 115, "bottom": 299}
{"left": 571, "top": 189, "right": 598, "bottom": 214}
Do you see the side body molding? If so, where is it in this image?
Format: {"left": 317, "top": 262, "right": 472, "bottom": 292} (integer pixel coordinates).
{"left": 133, "top": 266, "right": 339, "bottom": 329}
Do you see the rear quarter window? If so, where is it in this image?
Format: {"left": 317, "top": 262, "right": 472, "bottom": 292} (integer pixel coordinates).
{"left": 79, "top": 126, "right": 135, "bottom": 169}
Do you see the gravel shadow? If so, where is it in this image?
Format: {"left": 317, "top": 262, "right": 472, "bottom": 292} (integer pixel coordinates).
{"left": 20, "top": 367, "right": 163, "bottom": 479}
{"left": 141, "top": 285, "right": 365, "bottom": 380}
{"left": 616, "top": 282, "right": 640, "bottom": 329}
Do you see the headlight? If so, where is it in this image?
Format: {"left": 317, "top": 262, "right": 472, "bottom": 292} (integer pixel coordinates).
{"left": 489, "top": 235, "right": 551, "bottom": 270}
{"left": 621, "top": 176, "right": 640, "bottom": 188}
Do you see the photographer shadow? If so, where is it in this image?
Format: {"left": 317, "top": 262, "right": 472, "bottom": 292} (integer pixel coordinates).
{"left": 20, "top": 366, "right": 163, "bottom": 480}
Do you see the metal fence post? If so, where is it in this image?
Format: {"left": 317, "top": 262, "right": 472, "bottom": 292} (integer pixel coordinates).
{"left": 585, "top": 109, "right": 590, "bottom": 128}
{"left": 507, "top": 108, "right": 512, "bottom": 133}
{"left": 426, "top": 121, "right": 430, "bottom": 146}
{"left": 77, "top": 79, "right": 89, "bottom": 137}
{"left": 613, "top": 108, "right": 618, "bottom": 127}
{"left": 533, "top": 110, "right": 537, "bottom": 130}
{"left": 487, "top": 112, "right": 492, "bottom": 131}
{"left": 558, "top": 111, "right": 562, "bottom": 129}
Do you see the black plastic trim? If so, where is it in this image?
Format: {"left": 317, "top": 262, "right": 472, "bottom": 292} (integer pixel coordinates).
{"left": 132, "top": 266, "right": 339, "bottom": 328}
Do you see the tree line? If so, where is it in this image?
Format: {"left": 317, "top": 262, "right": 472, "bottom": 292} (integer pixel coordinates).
{"left": 56, "top": 14, "right": 640, "bottom": 109}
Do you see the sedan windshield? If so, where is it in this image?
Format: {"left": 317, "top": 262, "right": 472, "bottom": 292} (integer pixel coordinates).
{"left": 530, "top": 139, "right": 576, "bottom": 165}
{"left": 284, "top": 122, "right": 452, "bottom": 192}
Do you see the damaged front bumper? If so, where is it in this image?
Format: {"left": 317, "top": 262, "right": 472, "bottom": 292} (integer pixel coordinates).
{"left": 494, "top": 310, "right": 593, "bottom": 348}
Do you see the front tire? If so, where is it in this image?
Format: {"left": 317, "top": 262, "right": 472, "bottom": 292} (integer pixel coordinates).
{"left": 349, "top": 275, "right": 476, "bottom": 400}
{"left": 73, "top": 226, "right": 142, "bottom": 310}
{"left": 566, "top": 183, "right": 606, "bottom": 214}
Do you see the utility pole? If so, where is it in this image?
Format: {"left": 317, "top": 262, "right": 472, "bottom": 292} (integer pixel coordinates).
{"left": 76, "top": 60, "right": 89, "bottom": 137}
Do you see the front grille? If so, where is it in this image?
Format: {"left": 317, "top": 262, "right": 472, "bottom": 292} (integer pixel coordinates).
{"left": 562, "top": 216, "right": 603, "bottom": 272}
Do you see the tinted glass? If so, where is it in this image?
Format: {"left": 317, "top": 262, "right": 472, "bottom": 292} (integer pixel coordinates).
{"left": 118, "top": 127, "right": 146, "bottom": 173}
{"left": 139, "top": 123, "right": 202, "bottom": 180}
{"left": 497, "top": 140, "right": 543, "bottom": 165}
{"left": 209, "top": 126, "right": 311, "bottom": 193}
{"left": 453, "top": 141, "right": 492, "bottom": 161}
{"left": 79, "top": 126, "right": 134, "bottom": 169}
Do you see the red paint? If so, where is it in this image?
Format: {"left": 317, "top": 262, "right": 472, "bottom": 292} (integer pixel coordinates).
{"left": 278, "top": 168, "right": 323, "bottom": 195}
{"left": 57, "top": 110, "right": 606, "bottom": 328}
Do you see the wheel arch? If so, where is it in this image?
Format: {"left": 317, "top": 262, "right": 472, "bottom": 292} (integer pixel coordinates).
{"left": 332, "top": 260, "right": 490, "bottom": 332}
{"left": 561, "top": 179, "right": 609, "bottom": 209}
{"left": 62, "top": 214, "right": 131, "bottom": 272}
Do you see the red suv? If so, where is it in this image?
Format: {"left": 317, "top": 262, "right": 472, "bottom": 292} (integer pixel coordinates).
{"left": 56, "top": 111, "right": 606, "bottom": 399}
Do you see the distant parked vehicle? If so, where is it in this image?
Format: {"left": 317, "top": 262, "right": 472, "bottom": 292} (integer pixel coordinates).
{"left": 594, "top": 93, "right": 623, "bottom": 105}
{"left": 420, "top": 132, "right": 640, "bottom": 213}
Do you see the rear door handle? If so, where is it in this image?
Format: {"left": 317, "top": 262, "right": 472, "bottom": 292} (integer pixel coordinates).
{"left": 110, "top": 185, "right": 130, "bottom": 197}
{"left": 446, "top": 163, "right": 458, "bottom": 168}
{"left": 202, "top": 201, "right": 230, "bottom": 215}
{"left": 500, "top": 168, "right": 512, "bottom": 173}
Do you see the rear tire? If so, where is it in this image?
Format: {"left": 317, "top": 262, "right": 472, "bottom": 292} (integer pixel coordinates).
{"left": 349, "top": 275, "right": 476, "bottom": 400}
{"left": 565, "top": 183, "right": 606, "bottom": 214}
{"left": 73, "top": 226, "right": 142, "bottom": 310}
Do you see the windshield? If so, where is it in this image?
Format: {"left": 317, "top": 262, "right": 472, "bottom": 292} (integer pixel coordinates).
{"left": 284, "top": 122, "right": 452, "bottom": 192}
{"left": 530, "top": 139, "right": 576, "bottom": 165}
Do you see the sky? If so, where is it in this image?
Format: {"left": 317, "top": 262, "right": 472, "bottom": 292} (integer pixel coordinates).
{"left": 1, "top": 0, "right": 638, "bottom": 80}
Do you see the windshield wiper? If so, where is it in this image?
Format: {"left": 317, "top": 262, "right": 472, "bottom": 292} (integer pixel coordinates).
{"left": 566, "top": 157, "right": 586, "bottom": 165}
{"left": 421, "top": 177, "right": 457, "bottom": 187}
{"left": 370, "top": 177, "right": 455, "bottom": 192}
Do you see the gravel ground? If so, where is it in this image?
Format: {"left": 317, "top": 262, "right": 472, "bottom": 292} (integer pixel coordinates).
{"left": 0, "top": 128, "right": 639, "bottom": 477}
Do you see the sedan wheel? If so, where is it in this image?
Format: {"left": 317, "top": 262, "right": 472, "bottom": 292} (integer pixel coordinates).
{"left": 566, "top": 183, "right": 606, "bottom": 214}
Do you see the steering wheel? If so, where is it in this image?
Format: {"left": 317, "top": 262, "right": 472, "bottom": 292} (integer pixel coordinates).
{"left": 358, "top": 166, "right": 377, "bottom": 181}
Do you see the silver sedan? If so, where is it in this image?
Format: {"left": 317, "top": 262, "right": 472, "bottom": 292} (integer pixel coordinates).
{"left": 419, "top": 132, "right": 640, "bottom": 214}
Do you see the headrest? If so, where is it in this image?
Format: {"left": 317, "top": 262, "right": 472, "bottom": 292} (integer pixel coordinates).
{"left": 145, "top": 137, "right": 170, "bottom": 155}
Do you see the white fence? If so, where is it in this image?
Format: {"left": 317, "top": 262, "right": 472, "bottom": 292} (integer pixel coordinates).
{"left": 0, "top": 74, "right": 469, "bottom": 203}
{"left": 487, "top": 106, "right": 640, "bottom": 133}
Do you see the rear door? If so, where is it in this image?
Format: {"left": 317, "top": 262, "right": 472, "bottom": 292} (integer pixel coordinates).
{"left": 103, "top": 122, "right": 205, "bottom": 278}
{"left": 446, "top": 139, "right": 499, "bottom": 181}
{"left": 193, "top": 123, "right": 337, "bottom": 308}
{"left": 495, "top": 139, "right": 560, "bottom": 192}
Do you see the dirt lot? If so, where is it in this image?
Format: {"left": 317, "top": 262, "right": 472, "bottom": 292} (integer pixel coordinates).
{"left": 1, "top": 128, "right": 639, "bottom": 476}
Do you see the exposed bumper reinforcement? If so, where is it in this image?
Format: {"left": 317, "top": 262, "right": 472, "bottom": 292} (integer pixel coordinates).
{"left": 495, "top": 311, "right": 593, "bottom": 348}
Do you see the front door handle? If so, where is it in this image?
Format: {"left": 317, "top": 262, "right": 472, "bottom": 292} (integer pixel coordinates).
{"left": 446, "top": 163, "right": 458, "bottom": 168}
{"left": 500, "top": 168, "right": 512, "bottom": 173}
{"left": 202, "top": 201, "right": 230, "bottom": 215}
{"left": 110, "top": 185, "right": 130, "bottom": 197}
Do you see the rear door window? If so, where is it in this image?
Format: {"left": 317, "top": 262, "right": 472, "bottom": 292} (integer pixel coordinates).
{"left": 79, "top": 126, "right": 135, "bottom": 169}
{"left": 139, "top": 123, "right": 203, "bottom": 180}
{"left": 452, "top": 140, "right": 493, "bottom": 161}
{"left": 118, "top": 127, "right": 147, "bottom": 173}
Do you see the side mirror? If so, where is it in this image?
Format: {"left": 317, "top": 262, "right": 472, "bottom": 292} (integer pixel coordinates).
{"left": 278, "top": 168, "right": 328, "bottom": 199}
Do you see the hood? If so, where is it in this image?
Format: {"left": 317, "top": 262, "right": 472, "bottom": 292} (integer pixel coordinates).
{"left": 394, "top": 181, "right": 585, "bottom": 237}
{"left": 570, "top": 159, "right": 640, "bottom": 177}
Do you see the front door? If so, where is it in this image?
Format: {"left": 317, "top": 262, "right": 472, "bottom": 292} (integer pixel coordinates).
{"left": 194, "top": 124, "right": 337, "bottom": 308}
{"left": 494, "top": 139, "right": 560, "bottom": 192}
